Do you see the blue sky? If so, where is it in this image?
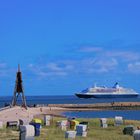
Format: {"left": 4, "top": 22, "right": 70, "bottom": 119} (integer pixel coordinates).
{"left": 0, "top": 0, "right": 140, "bottom": 96}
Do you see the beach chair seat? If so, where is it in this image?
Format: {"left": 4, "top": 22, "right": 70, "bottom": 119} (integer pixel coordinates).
{"left": 65, "top": 131, "right": 76, "bottom": 139}
{"left": 115, "top": 116, "right": 123, "bottom": 126}
{"left": 6, "top": 121, "right": 18, "bottom": 128}
{"left": 123, "top": 125, "right": 134, "bottom": 135}
{"left": 20, "top": 125, "right": 35, "bottom": 140}
{"left": 44, "top": 115, "right": 52, "bottom": 126}
{"left": 100, "top": 118, "right": 108, "bottom": 128}
{"left": 30, "top": 122, "right": 41, "bottom": 136}
{"left": 70, "top": 120, "right": 79, "bottom": 130}
{"left": 79, "top": 121, "right": 89, "bottom": 129}
{"left": 134, "top": 130, "right": 140, "bottom": 140}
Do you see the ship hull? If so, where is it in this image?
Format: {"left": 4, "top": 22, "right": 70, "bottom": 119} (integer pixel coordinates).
{"left": 75, "top": 93, "right": 139, "bottom": 98}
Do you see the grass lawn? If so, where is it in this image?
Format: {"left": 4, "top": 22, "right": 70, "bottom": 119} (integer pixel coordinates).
{"left": 0, "top": 117, "right": 140, "bottom": 140}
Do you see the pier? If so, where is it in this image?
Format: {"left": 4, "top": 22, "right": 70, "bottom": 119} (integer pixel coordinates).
{"left": 37, "top": 102, "right": 140, "bottom": 111}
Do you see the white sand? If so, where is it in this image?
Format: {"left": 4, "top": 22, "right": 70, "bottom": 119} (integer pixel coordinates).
{"left": 0, "top": 106, "right": 64, "bottom": 124}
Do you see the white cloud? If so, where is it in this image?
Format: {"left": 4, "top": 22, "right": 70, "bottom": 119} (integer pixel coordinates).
{"left": 46, "top": 62, "right": 73, "bottom": 71}
{"left": 0, "top": 62, "right": 11, "bottom": 77}
{"left": 128, "top": 62, "right": 140, "bottom": 74}
{"left": 27, "top": 55, "right": 119, "bottom": 78}
{"left": 86, "top": 67, "right": 109, "bottom": 74}
{"left": 105, "top": 51, "right": 140, "bottom": 61}
{"left": 95, "top": 58, "right": 118, "bottom": 68}
{"left": 81, "top": 58, "right": 118, "bottom": 74}
{"left": 27, "top": 62, "right": 74, "bottom": 78}
{"left": 47, "top": 63, "right": 63, "bottom": 71}
{"left": 26, "top": 47, "right": 140, "bottom": 78}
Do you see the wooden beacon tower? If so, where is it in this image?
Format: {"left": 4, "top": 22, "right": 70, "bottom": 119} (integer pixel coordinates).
{"left": 12, "top": 65, "right": 27, "bottom": 109}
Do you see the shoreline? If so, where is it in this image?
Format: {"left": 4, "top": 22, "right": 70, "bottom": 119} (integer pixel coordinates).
{"left": 0, "top": 102, "right": 140, "bottom": 124}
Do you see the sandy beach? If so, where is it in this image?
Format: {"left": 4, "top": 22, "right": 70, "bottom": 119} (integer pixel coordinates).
{"left": 0, "top": 106, "right": 64, "bottom": 124}
{"left": 0, "top": 102, "right": 140, "bottom": 124}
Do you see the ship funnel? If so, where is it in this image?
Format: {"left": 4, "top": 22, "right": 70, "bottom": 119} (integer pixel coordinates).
{"left": 113, "top": 82, "right": 119, "bottom": 89}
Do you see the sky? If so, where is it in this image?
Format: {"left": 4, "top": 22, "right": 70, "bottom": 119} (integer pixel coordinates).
{"left": 0, "top": 0, "right": 140, "bottom": 96}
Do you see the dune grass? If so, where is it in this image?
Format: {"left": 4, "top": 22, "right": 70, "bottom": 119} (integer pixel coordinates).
{"left": 0, "top": 127, "right": 19, "bottom": 140}
{"left": 0, "top": 117, "right": 140, "bottom": 140}
{"left": 35, "top": 118, "right": 140, "bottom": 140}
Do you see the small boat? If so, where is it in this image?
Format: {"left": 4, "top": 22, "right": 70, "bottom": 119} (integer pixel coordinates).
{"left": 75, "top": 83, "right": 139, "bottom": 98}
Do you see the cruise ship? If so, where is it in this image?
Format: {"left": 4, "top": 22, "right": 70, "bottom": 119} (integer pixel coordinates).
{"left": 75, "top": 83, "right": 139, "bottom": 98}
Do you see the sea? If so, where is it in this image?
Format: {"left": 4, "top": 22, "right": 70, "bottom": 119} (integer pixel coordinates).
{"left": 1, "top": 95, "right": 140, "bottom": 120}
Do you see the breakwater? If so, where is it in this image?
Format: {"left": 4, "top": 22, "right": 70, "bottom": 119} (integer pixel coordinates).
{"left": 47, "top": 102, "right": 140, "bottom": 110}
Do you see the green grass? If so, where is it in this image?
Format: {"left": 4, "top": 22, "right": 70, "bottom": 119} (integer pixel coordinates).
{"left": 0, "top": 117, "right": 140, "bottom": 140}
